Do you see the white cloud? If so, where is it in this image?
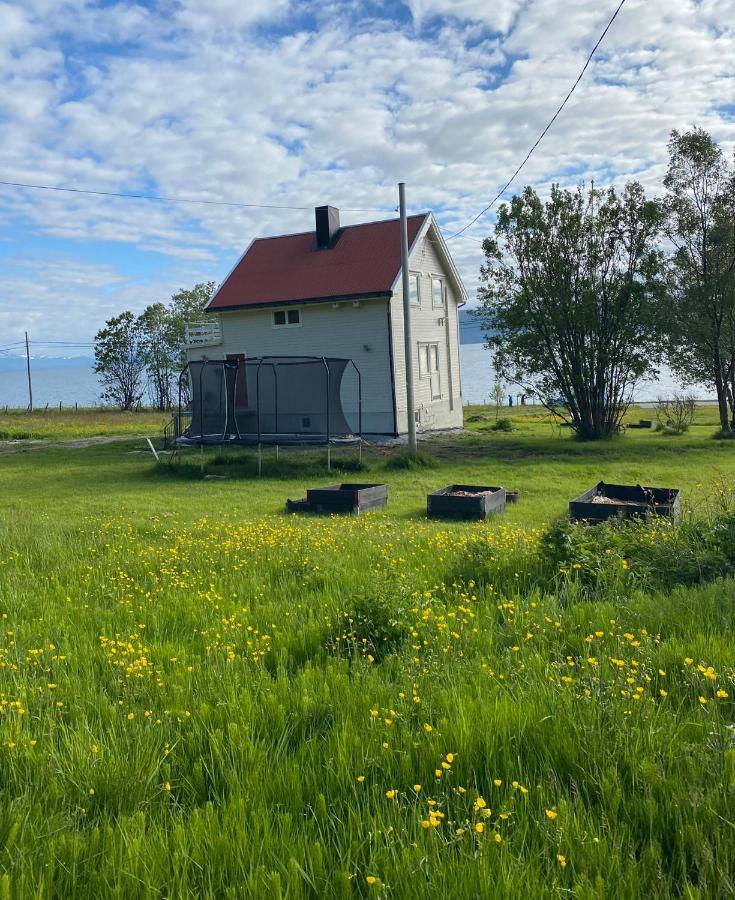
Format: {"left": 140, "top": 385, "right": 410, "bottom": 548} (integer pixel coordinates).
{"left": 405, "top": 0, "right": 523, "bottom": 34}
{"left": 0, "top": 0, "right": 733, "bottom": 341}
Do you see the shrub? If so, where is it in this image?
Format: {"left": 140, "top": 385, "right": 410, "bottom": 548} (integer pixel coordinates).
{"left": 491, "top": 417, "right": 513, "bottom": 432}
{"left": 384, "top": 449, "right": 439, "bottom": 470}
{"left": 654, "top": 394, "right": 696, "bottom": 434}
{"left": 328, "top": 586, "right": 409, "bottom": 662}
{"left": 542, "top": 511, "right": 735, "bottom": 599}
{"left": 331, "top": 455, "right": 369, "bottom": 473}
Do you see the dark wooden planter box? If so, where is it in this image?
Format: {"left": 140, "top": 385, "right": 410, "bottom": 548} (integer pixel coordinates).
{"left": 427, "top": 484, "right": 506, "bottom": 520}
{"left": 569, "top": 481, "right": 680, "bottom": 524}
{"left": 287, "top": 483, "right": 388, "bottom": 514}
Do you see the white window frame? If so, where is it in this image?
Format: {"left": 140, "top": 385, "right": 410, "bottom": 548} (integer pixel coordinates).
{"left": 408, "top": 272, "right": 421, "bottom": 306}
{"left": 417, "top": 341, "right": 442, "bottom": 400}
{"left": 431, "top": 276, "right": 445, "bottom": 309}
{"left": 272, "top": 307, "right": 302, "bottom": 328}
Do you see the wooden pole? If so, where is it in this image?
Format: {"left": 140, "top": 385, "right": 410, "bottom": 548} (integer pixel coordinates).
{"left": 25, "top": 331, "right": 33, "bottom": 411}
{"left": 399, "top": 183, "right": 417, "bottom": 454}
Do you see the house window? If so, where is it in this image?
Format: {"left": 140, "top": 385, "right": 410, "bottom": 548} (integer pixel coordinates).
{"left": 409, "top": 273, "right": 420, "bottom": 306}
{"left": 418, "top": 342, "right": 441, "bottom": 400}
{"left": 273, "top": 308, "right": 301, "bottom": 328}
{"left": 431, "top": 277, "right": 445, "bottom": 308}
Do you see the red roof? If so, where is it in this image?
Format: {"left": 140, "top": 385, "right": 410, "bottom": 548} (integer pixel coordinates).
{"left": 207, "top": 214, "right": 429, "bottom": 311}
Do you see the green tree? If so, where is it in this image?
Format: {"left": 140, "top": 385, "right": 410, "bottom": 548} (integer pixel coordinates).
{"left": 168, "top": 281, "right": 217, "bottom": 367}
{"left": 94, "top": 312, "right": 146, "bottom": 410}
{"left": 491, "top": 378, "right": 505, "bottom": 421}
{"left": 138, "top": 302, "right": 178, "bottom": 411}
{"left": 663, "top": 128, "right": 735, "bottom": 433}
{"left": 473, "top": 183, "right": 666, "bottom": 440}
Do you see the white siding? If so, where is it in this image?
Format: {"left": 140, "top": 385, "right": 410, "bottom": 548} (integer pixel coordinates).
{"left": 187, "top": 298, "right": 396, "bottom": 434}
{"left": 390, "top": 225, "right": 464, "bottom": 433}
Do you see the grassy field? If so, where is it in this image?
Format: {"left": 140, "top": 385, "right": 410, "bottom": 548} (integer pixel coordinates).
{"left": 0, "top": 406, "right": 734, "bottom": 897}
{"left": 0, "top": 407, "right": 168, "bottom": 441}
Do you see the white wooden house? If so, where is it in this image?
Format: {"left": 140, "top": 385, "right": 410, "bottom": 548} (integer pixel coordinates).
{"left": 185, "top": 206, "right": 467, "bottom": 436}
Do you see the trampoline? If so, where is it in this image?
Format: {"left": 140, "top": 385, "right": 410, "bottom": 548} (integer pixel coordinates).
{"left": 173, "top": 356, "right": 363, "bottom": 448}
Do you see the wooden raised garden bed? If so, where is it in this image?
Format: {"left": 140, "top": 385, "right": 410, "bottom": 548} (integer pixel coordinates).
{"left": 286, "top": 483, "right": 388, "bottom": 515}
{"left": 569, "top": 481, "right": 680, "bottom": 524}
{"left": 427, "top": 484, "right": 506, "bottom": 520}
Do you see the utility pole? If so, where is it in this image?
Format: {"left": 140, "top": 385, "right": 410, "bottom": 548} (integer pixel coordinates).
{"left": 25, "top": 331, "right": 33, "bottom": 411}
{"left": 399, "top": 182, "right": 417, "bottom": 455}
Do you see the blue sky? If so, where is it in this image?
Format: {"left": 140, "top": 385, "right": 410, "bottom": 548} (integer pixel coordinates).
{"left": 0, "top": 0, "right": 734, "bottom": 352}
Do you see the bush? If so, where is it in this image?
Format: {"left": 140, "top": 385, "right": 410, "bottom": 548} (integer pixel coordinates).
{"left": 328, "top": 586, "right": 409, "bottom": 662}
{"left": 331, "top": 455, "right": 369, "bottom": 473}
{"left": 384, "top": 449, "right": 439, "bottom": 470}
{"left": 654, "top": 394, "right": 696, "bottom": 434}
{"left": 542, "top": 511, "right": 735, "bottom": 599}
{"left": 491, "top": 417, "right": 513, "bottom": 432}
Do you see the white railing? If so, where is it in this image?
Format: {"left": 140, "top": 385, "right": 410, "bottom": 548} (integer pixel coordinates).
{"left": 184, "top": 318, "right": 222, "bottom": 347}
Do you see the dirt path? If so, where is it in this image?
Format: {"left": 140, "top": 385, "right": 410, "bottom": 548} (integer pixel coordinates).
{"left": 0, "top": 434, "right": 153, "bottom": 455}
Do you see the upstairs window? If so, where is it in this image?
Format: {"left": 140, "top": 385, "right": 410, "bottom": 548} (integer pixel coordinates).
{"left": 431, "top": 277, "right": 445, "bottom": 308}
{"left": 409, "top": 273, "right": 420, "bottom": 306}
{"left": 273, "top": 308, "right": 301, "bottom": 328}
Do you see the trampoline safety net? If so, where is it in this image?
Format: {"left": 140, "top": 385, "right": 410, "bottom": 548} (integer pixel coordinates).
{"left": 180, "top": 356, "right": 362, "bottom": 445}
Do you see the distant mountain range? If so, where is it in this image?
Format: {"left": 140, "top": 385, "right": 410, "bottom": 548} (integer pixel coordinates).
{"left": 0, "top": 355, "right": 95, "bottom": 372}
{"left": 0, "top": 311, "right": 485, "bottom": 374}
{"left": 459, "top": 308, "right": 485, "bottom": 343}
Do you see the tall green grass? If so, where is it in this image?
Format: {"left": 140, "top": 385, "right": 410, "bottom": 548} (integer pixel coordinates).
{"left": 0, "top": 408, "right": 167, "bottom": 441}
{"left": 1, "top": 502, "right": 734, "bottom": 897}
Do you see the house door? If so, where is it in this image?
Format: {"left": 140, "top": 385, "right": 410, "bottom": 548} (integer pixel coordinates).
{"left": 226, "top": 354, "right": 248, "bottom": 408}
{"left": 428, "top": 344, "right": 441, "bottom": 400}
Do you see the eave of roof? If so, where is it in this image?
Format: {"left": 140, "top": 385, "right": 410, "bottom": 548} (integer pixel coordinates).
{"left": 209, "top": 291, "right": 391, "bottom": 313}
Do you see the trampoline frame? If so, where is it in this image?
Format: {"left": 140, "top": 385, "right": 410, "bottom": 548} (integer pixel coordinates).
{"left": 175, "top": 355, "right": 363, "bottom": 452}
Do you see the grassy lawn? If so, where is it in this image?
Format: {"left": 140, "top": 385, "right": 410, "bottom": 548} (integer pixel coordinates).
{"left": 0, "top": 407, "right": 168, "bottom": 441}
{"left": 0, "top": 406, "right": 734, "bottom": 896}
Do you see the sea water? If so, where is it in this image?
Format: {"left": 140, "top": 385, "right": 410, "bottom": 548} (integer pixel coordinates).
{"left": 0, "top": 346, "right": 715, "bottom": 409}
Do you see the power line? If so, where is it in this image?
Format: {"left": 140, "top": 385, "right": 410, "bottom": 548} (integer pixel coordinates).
{"left": 0, "top": 179, "right": 392, "bottom": 214}
{"left": 30, "top": 340, "right": 94, "bottom": 346}
{"left": 449, "top": 0, "right": 627, "bottom": 240}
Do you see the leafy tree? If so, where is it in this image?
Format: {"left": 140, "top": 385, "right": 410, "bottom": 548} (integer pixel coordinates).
{"left": 137, "top": 282, "right": 216, "bottom": 410}
{"left": 168, "top": 281, "right": 217, "bottom": 367}
{"left": 663, "top": 128, "right": 735, "bottom": 433}
{"left": 473, "top": 183, "right": 666, "bottom": 440}
{"left": 491, "top": 378, "right": 505, "bottom": 421}
{"left": 138, "top": 303, "right": 178, "bottom": 411}
{"left": 94, "top": 312, "right": 146, "bottom": 410}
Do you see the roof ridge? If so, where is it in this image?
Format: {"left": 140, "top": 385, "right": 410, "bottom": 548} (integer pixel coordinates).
{"left": 252, "top": 212, "right": 430, "bottom": 244}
